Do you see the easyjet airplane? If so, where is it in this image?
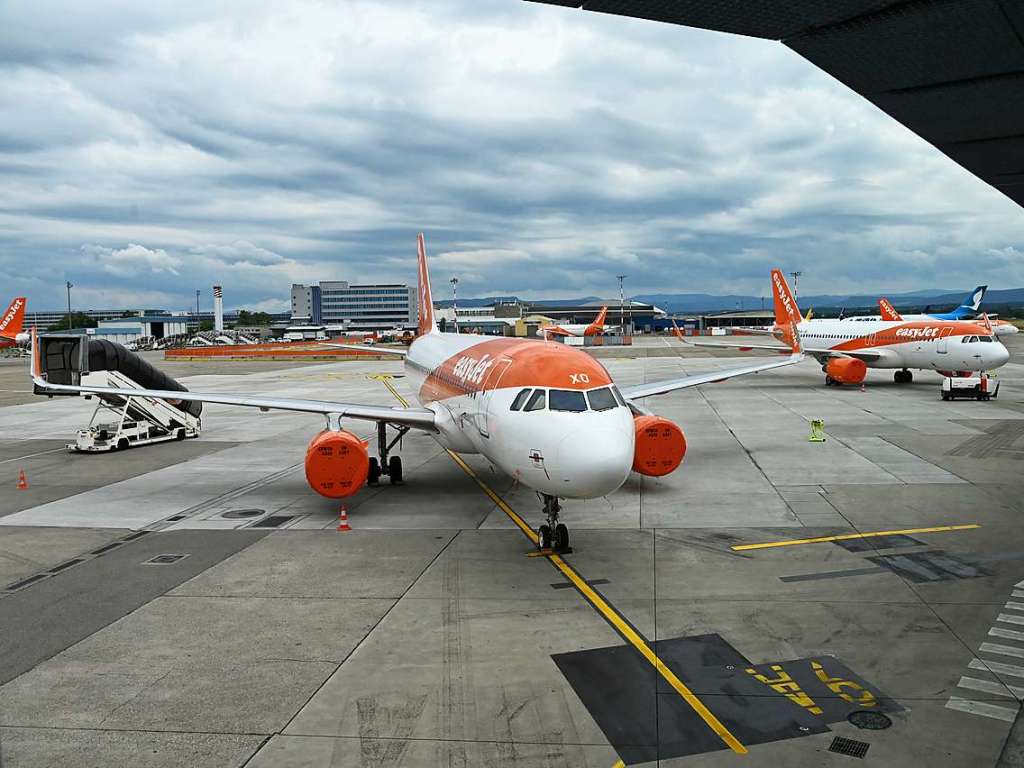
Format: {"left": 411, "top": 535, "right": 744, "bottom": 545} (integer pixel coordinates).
{"left": 541, "top": 306, "right": 609, "bottom": 339}
{"left": 877, "top": 297, "right": 1019, "bottom": 337}
{"left": 29, "top": 235, "right": 803, "bottom": 552}
{"left": 0, "top": 297, "right": 28, "bottom": 349}
{"left": 682, "top": 270, "right": 1009, "bottom": 386}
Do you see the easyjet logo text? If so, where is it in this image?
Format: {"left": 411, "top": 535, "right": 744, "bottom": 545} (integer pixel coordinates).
{"left": 773, "top": 273, "right": 796, "bottom": 320}
{"left": 895, "top": 327, "right": 942, "bottom": 339}
{"left": 0, "top": 299, "right": 23, "bottom": 332}
{"left": 453, "top": 354, "right": 493, "bottom": 386}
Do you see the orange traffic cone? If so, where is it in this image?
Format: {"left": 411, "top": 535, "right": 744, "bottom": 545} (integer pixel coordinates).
{"left": 16, "top": 469, "right": 28, "bottom": 490}
{"left": 336, "top": 505, "right": 351, "bottom": 532}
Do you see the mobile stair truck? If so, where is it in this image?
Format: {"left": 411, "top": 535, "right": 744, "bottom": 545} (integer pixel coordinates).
{"left": 34, "top": 335, "right": 202, "bottom": 452}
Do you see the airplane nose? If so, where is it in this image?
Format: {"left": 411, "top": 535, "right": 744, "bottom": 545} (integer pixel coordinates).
{"left": 991, "top": 344, "right": 1010, "bottom": 368}
{"left": 556, "top": 427, "right": 633, "bottom": 499}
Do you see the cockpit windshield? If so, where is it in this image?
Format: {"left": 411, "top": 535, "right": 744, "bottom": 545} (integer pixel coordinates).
{"left": 587, "top": 387, "right": 618, "bottom": 411}
{"left": 550, "top": 389, "right": 588, "bottom": 412}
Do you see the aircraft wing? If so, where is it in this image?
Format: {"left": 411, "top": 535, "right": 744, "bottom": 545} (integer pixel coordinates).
{"left": 686, "top": 338, "right": 884, "bottom": 362}
{"left": 28, "top": 331, "right": 436, "bottom": 430}
{"left": 318, "top": 342, "right": 408, "bottom": 356}
{"left": 621, "top": 352, "right": 804, "bottom": 400}
{"left": 527, "top": 1, "right": 1024, "bottom": 210}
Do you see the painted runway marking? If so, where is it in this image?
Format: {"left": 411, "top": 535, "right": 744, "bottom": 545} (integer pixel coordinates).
{"left": 948, "top": 578, "right": 1024, "bottom": 721}
{"left": 373, "top": 374, "right": 748, "bottom": 756}
{"left": 0, "top": 447, "right": 66, "bottom": 465}
{"left": 732, "top": 524, "right": 980, "bottom": 551}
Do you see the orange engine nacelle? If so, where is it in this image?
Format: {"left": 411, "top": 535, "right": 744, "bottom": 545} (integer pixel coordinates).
{"left": 825, "top": 357, "right": 867, "bottom": 385}
{"left": 632, "top": 415, "right": 687, "bottom": 477}
{"left": 304, "top": 430, "right": 369, "bottom": 498}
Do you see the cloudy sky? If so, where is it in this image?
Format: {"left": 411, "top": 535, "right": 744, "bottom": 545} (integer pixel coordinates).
{"left": 2, "top": 0, "right": 1022, "bottom": 312}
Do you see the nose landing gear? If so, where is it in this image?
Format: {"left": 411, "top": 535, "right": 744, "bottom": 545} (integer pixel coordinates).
{"left": 538, "top": 494, "right": 571, "bottom": 553}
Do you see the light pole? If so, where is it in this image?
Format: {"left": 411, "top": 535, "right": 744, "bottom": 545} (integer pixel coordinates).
{"left": 789, "top": 271, "right": 803, "bottom": 298}
{"left": 616, "top": 275, "right": 627, "bottom": 334}
{"left": 65, "top": 280, "right": 73, "bottom": 330}
{"left": 450, "top": 277, "right": 459, "bottom": 333}
{"left": 195, "top": 289, "right": 201, "bottom": 331}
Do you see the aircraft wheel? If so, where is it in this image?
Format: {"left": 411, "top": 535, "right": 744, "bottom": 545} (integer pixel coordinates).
{"left": 388, "top": 455, "right": 403, "bottom": 484}
{"left": 554, "top": 523, "right": 570, "bottom": 553}
{"left": 538, "top": 524, "right": 552, "bottom": 551}
{"left": 941, "top": 393, "right": 950, "bottom": 401}
{"left": 367, "top": 457, "right": 381, "bottom": 485}
{"left": 825, "top": 376, "right": 836, "bottom": 387}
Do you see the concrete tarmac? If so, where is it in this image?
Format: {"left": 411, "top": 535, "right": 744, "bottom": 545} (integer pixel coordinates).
{"left": 1, "top": 336, "right": 1024, "bottom": 766}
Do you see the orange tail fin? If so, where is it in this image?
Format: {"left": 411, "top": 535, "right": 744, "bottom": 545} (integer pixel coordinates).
{"left": 878, "top": 298, "right": 902, "bottom": 321}
{"left": 0, "top": 297, "right": 26, "bottom": 340}
{"left": 770, "top": 270, "right": 801, "bottom": 349}
{"left": 584, "top": 306, "right": 608, "bottom": 335}
{"left": 416, "top": 234, "right": 438, "bottom": 336}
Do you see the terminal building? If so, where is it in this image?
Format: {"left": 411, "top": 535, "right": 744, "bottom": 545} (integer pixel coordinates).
{"left": 291, "top": 282, "right": 417, "bottom": 331}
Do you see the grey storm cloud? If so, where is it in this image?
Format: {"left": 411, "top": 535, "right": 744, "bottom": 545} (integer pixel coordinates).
{"left": 0, "top": 0, "right": 1022, "bottom": 312}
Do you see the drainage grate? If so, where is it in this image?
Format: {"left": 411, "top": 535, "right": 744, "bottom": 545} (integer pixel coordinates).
{"left": 551, "top": 578, "right": 610, "bottom": 590}
{"left": 848, "top": 710, "right": 892, "bottom": 730}
{"left": 829, "top": 737, "right": 870, "bottom": 758}
{"left": 252, "top": 515, "right": 292, "bottom": 528}
{"left": 222, "top": 508, "right": 265, "bottom": 519}
{"left": 49, "top": 559, "right": 84, "bottom": 573}
{"left": 143, "top": 554, "right": 190, "bottom": 565}
{"left": 123, "top": 531, "right": 150, "bottom": 541}
{"left": 90, "top": 542, "right": 123, "bottom": 555}
{"left": 6, "top": 573, "right": 51, "bottom": 591}
{"left": 165, "top": 515, "right": 186, "bottom": 522}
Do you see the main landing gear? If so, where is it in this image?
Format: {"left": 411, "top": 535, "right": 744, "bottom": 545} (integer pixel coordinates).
{"left": 368, "top": 421, "right": 408, "bottom": 486}
{"left": 537, "top": 494, "right": 571, "bottom": 553}
{"left": 894, "top": 369, "right": 913, "bottom": 384}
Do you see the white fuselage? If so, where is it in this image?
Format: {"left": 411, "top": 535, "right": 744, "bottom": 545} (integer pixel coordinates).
{"left": 797, "top": 318, "right": 1009, "bottom": 372}
{"left": 401, "top": 332, "right": 635, "bottom": 499}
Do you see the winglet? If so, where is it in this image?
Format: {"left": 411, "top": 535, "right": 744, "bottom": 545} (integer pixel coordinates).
{"left": 980, "top": 312, "right": 994, "bottom": 334}
{"left": 671, "top": 319, "right": 689, "bottom": 343}
{"left": 0, "top": 296, "right": 26, "bottom": 341}
{"left": 770, "top": 269, "right": 802, "bottom": 349}
{"left": 416, "top": 233, "right": 439, "bottom": 336}
{"left": 804, "top": 307, "right": 813, "bottom": 321}
{"left": 29, "top": 327, "right": 43, "bottom": 383}
{"left": 878, "top": 297, "right": 903, "bottom": 321}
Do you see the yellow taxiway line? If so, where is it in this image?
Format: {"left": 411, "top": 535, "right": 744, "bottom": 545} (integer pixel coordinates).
{"left": 732, "top": 523, "right": 980, "bottom": 551}
{"left": 373, "top": 375, "right": 748, "bottom": 756}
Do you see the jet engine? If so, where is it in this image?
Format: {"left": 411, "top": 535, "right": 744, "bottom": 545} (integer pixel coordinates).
{"left": 632, "top": 415, "right": 686, "bottom": 477}
{"left": 304, "top": 430, "right": 369, "bottom": 498}
{"left": 825, "top": 357, "right": 867, "bottom": 385}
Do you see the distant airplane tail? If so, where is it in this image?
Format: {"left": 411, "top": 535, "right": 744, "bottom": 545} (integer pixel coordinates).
{"left": 0, "top": 297, "right": 26, "bottom": 341}
{"left": 955, "top": 285, "right": 987, "bottom": 316}
{"left": 584, "top": 306, "right": 608, "bottom": 336}
{"left": 878, "top": 297, "right": 902, "bottom": 322}
{"left": 770, "top": 269, "right": 802, "bottom": 349}
{"left": 416, "top": 234, "right": 439, "bottom": 336}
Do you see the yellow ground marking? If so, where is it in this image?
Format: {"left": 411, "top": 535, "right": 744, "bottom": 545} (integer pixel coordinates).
{"left": 732, "top": 524, "right": 980, "bottom": 551}
{"left": 612, "top": 761, "right": 625, "bottom": 768}
{"left": 372, "top": 376, "right": 747, "bottom": 755}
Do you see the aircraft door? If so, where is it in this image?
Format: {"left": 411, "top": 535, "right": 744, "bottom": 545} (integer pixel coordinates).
{"left": 477, "top": 359, "right": 511, "bottom": 438}
{"left": 937, "top": 327, "right": 953, "bottom": 354}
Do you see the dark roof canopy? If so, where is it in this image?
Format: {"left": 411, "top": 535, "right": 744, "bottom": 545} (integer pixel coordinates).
{"left": 529, "top": 0, "right": 1024, "bottom": 208}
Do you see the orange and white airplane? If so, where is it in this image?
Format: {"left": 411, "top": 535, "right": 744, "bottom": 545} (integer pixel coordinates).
{"left": 29, "top": 235, "right": 803, "bottom": 552}
{"left": 541, "top": 306, "right": 609, "bottom": 339}
{"left": 877, "top": 297, "right": 1019, "bottom": 336}
{"left": 0, "top": 297, "right": 28, "bottom": 349}
{"left": 682, "top": 271, "right": 1009, "bottom": 386}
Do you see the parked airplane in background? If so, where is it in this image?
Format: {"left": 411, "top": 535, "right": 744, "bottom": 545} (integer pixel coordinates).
{"left": 540, "top": 306, "right": 610, "bottom": 339}
{"left": 681, "top": 271, "right": 1009, "bottom": 385}
{"left": 0, "top": 297, "right": 28, "bottom": 349}
{"left": 878, "top": 296, "right": 1018, "bottom": 336}
{"left": 30, "top": 236, "right": 803, "bottom": 552}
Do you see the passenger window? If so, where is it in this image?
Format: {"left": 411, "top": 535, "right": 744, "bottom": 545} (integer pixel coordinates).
{"left": 510, "top": 388, "right": 532, "bottom": 411}
{"left": 587, "top": 387, "right": 617, "bottom": 411}
{"left": 524, "top": 389, "right": 546, "bottom": 412}
{"left": 550, "top": 389, "right": 588, "bottom": 412}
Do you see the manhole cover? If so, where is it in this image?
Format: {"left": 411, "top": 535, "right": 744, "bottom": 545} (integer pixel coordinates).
{"left": 143, "top": 554, "right": 190, "bottom": 565}
{"left": 222, "top": 509, "right": 265, "bottom": 519}
{"left": 848, "top": 710, "right": 892, "bottom": 730}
